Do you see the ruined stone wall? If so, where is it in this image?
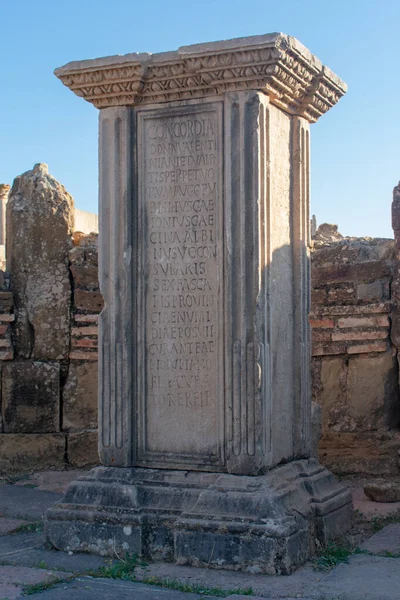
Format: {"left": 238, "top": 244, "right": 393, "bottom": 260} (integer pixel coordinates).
{"left": 311, "top": 226, "right": 400, "bottom": 476}
{"left": 0, "top": 165, "right": 100, "bottom": 472}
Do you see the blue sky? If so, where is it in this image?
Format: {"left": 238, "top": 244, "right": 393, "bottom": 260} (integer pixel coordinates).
{"left": 0, "top": 0, "right": 398, "bottom": 238}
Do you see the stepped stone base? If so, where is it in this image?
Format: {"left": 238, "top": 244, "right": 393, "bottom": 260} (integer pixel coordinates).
{"left": 45, "top": 458, "right": 353, "bottom": 574}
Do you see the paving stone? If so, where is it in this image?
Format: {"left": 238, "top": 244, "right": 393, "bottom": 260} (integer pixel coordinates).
{"left": 0, "top": 517, "right": 28, "bottom": 536}
{"left": 0, "top": 532, "right": 44, "bottom": 562}
{"left": 361, "top": 523, "right": 400, "bottom": 555}
{"left": 22, "top": 576, "right": 210, "bottom": 599}
{"left": 0, "top": 543, "right": 113, "bottom": 574}
{"left": 0, "top": 484, "right": 61, "bottom": 520}
{"left": 0, "top": 564, "right": 72, "bottom": 599}
{"left": 14, "top": 470, "right": 87, "bottom": 494}
{"left": 315, "top": 554, "right": 400, "bottom": 599}
{"left": 134, "top": 561, "right": 322, "bottom": 598}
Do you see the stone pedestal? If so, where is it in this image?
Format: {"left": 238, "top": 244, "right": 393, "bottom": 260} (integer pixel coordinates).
{"left": 46, "top": 33, "right": 352, "bottom": 573}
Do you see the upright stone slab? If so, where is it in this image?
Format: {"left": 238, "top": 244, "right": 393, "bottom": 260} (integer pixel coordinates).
{"left": 6, "top": 164, "right": 74, "bottom": 360}
{"left": 46, "top": 33, "right": 353, "bottom": 573}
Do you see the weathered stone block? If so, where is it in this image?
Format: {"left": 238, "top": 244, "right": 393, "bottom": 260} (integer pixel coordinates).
{"left": 69, "top": 246, "right": 85, "bottom": 266}
{"left": 318, "top": 350, "right": 398, "bottom": 434}
{"left": 312, "top": 242, "right": 358, "bottom": 266}
{"left": 67, "top": 431, "right": 98, "bottom": 466}
{"left": 6, "top": 164, "right": 74, "bottom": 360}
{"left": 311, "top": 289, "right": 327, "bottom": 306}
{"left": 0, "top": 433, "right": 65, "bottom": 471}
{"left": 70, "top": 265, "right": 99, "bottom": 290}
{"left": 319, "top": 432, "right": 400, "bottom": 476}
{"left": 364, "top": 481, "right": 400, "bottom": 503}
{"left": 357, "top": 281, "right": 385, "bottom": 301}
{"left": 63, "top": 362, "right": 98, "bottom": 430}
{"left": 0, "top": 292, "right": 13, "bottom": 313}
{"left": 319, "top": 357, "right": 346, "bottom": 430}
{"left": 74, "top": 290, "right": 103, "bottom": 313}
{"left": 313, "top": 261, "right": 392, "bottom": 286}
{"left": 1, "top": 362, "right": 60, "bottom": 433}
{"left": 347, "top": 351, "right": 398, "bottom": 431}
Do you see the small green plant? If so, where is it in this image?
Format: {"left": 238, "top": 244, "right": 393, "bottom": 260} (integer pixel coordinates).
{"left": 353, "top": 508, "right": 365, "bottom": 520}
{"left": 23, "top": 577, "right": 66, "bottom": 595}
{"left": 11, "top": 521, "right": 43, "bottom": 535}
{"left": 141, "top": 575, "right": 253, "bottom": 597}
{"left": 371, "top": 511, "right": 400, "bottom": 533}
{"left": 96, "top": 553, "right": 147, "bottom": 580}
{"left": 314, "top": 541, "right": 354, "bottom": 571}
{"left": 91, "top": 553, "right": 253, "bottom": 597}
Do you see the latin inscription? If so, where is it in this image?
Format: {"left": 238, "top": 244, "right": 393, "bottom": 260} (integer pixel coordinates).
{"left": 141, "top": 105, "right": 221, "bottom": 459}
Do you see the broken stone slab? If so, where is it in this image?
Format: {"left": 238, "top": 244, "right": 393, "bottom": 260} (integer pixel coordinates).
{"left": 6, "top": 163, "right": 74, "bottom": 360}
{"left": 364, "top": 480, "right": 400, "bottom": 503}
{"left": 361, "top": 523, "right": 400, "bottom": 555}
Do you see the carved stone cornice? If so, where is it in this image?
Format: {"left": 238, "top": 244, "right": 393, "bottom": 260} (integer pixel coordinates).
{"left": 55, "top": 33, "right": 346, "bottom": 122}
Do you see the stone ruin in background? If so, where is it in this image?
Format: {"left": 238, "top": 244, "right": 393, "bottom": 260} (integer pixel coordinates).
{"left": 0, "top": 165, "right": 101, "bottom": 470}
{"left": 43, "top": 32, "right": 353, "bottom": 574}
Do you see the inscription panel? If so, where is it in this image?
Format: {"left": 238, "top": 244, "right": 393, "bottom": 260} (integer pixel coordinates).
{"left": 137, "top": 102, "right": 224, "bottom": 468}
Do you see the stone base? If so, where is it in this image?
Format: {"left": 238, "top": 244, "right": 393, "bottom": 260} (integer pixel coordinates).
{"left": 45, "top": 459, "right": 353, "bottom": 574}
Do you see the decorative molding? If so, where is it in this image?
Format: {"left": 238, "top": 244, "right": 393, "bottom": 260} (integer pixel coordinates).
{"left": 55, "top": 33, "right": 346, "bottom": 123}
